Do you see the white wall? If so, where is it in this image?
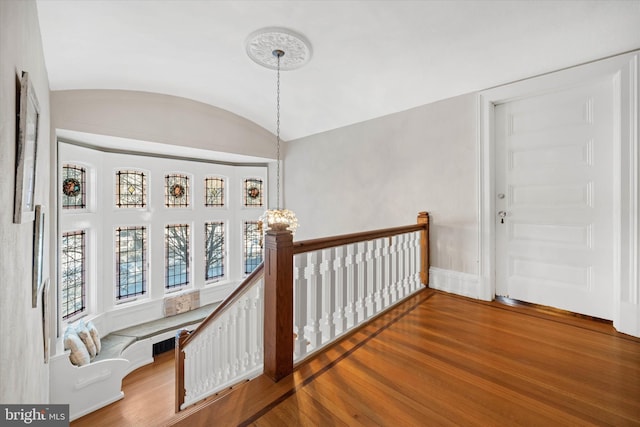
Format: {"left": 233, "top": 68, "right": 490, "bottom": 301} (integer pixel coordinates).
{"left": 285, "top": 93, "right": 478, "bottom": 274}
{"left": 0, "top": 0, "right": 51, "bottom": 404}
{"left": 51, "top": 89, "right": 276, "bottom": 160}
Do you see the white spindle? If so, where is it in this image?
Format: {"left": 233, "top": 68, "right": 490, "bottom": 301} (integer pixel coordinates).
{"left": 333, "top": 245, "right": 348, "bottom": 333}
{"left": 411, "top": 231, "right": 420, "bottom": 292}
{"left": 365, "top": 239, "right": 376, "bottom": 317}
{"left": 373, "top": 238, "right": 384, "bottom": 311}
{"left": 305, "top": 251, "right": 323, "bottom": 349}
{"left": 345, "top": 243, "right": 358, "bottom": 328}
{"left": 398, "top": 233, "right": 407, "bottom": 298}
{"left": 321, "top": 247, "right": 336, "bottom": 343}
{"left": 381, "top": 237, "right": 391, "bottom": 308}
{"left": 294, "top": 254, "right": 308, "bottom": 358}
{"left": 389, "top": 235, "right": 399, "bottom": 304}
{"left": 356, "top": 241, "right": 367, "bottom": 321}
{"left": 255, "top": 284, "right": 264, "bottom": 367}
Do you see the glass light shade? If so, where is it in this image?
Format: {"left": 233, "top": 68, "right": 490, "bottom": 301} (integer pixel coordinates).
{"left": 259, "top": 209, "right": 299, "bottom": 234}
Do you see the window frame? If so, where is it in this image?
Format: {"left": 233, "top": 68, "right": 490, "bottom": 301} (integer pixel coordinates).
{"left": 115, "top": 225, "right": 148, "bottom": 302}
{"left": 165, "top": 223, "right": 191, "bottom": 292}
{"left": 60, "top": 229, "right": 87, "bottom": 320}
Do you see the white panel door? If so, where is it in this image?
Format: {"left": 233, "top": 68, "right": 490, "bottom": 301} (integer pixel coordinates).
{"left": 495, "top": 78, "right": 614, "bottom": 319}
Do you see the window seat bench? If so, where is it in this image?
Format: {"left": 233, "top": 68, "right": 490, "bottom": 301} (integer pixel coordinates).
{"left": 50, "top": 302, "right": 219, "bottom": 421}
{"left": 94, "top": 303, "right": 219, "bottom": 362}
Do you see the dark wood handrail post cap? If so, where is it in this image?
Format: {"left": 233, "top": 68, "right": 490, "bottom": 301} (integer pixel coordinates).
{"left": 265, "top": 227, "right": 294, "bottom": 247}
{"left": 175, "top": 328, "right": 190, "bottom": 345}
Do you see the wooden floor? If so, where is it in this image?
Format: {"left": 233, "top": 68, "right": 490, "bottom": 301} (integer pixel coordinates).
{"left": 72, "top": 289, "right": 640, "bottom": 427}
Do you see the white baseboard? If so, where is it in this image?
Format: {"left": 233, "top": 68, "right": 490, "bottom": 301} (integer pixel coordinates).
{"left": 429, "top": 267, "right": 484, "bottom": 300}
{"left": 616, "top": 301, "right": 640, "bottom": 338}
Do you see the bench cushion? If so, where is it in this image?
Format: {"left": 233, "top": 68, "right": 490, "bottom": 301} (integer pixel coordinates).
{"left": 109, "top": 304, "right": 217, "bottom": 341}
{"left": 94, "top": 334, "right": 136, "bottom": 362}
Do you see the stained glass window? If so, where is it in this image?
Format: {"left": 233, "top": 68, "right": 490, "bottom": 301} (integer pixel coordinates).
{"left": 116, "top": 226, "right": 147, "bottom": 300}
{"left": 62, "top": 165, "right": 86, "bottom": 209}
{"left": 116, "top": 170, "right": 146, "bottom": 208}
{"left": 165, "top": 174, "right": 189, "bottom": 208}
{"left": 61, "top": 230, "right": 85, "bottom": 319}
{"left": 166, "top": 224, "right": 190, "bottom": 289}
{"left": 243, "top": 221, "right": 263, "bottom": 274}
{"left": 205, "top": 177, "right": 225, "bottom": 207}
{"left": 205, "top": 222, "right": 225, "bottom": 281}
{"left": 243, "top": 178, "right": 263, "bottom": 207}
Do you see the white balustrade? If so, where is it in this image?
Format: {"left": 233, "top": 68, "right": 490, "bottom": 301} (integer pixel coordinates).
{"left": 181, "top": 279, "right": 264, "bottom": 410}
{"left": 293, "top": 230, "right": 424, "bottom": 363}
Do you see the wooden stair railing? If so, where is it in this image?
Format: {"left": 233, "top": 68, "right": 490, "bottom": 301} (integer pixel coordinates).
{"left": 175, "top": 211, "right": 429, "bottom": 411}
{"left": 175, "top": 264, "right": 265, "bottom": 411}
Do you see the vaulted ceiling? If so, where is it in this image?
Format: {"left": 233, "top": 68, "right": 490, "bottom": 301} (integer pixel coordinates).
{"left": 36, "top": 1, "right": 640, "bottom": 141}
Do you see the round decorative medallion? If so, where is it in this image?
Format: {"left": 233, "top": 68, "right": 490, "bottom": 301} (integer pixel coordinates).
{"left": 62, "top": 178, "right": 81, "bottom": 197}
{"left": 170, "top": 183, "right": 186, "bottom": 199}
{"left": 245, "top": 27, "right": 312, "bottom": 70}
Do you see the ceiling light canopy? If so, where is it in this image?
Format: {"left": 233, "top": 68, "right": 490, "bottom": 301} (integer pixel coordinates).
{"left": 245, "top": 27, "right": 312, "bottom": 71}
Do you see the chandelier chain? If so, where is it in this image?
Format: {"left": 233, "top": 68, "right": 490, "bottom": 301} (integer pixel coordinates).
{"left": 276, "top": 52, "right": 281, "bottom": 210}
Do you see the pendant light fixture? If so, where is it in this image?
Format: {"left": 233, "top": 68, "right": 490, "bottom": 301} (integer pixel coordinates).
{"left": 246, "top": 28, "right": 312, "bottom": 234}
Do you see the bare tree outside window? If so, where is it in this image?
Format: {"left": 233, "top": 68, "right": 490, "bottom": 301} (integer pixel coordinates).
{"left": 166, "top": 224, "right": 190, "bottom": 289}
{"left": 243, "top": 221, "right": 263, "bottom": 274}
{"left": 205, "top": 222, "right": 224, "bottom": 280}
{"left": 61, "top": 230, "right": 85, "bottom": 319}
{"left": 116, "top": 226, "right": 146, "bottom": 299}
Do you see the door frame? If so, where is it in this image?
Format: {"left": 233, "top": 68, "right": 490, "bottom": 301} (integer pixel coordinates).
{"left": 477, "top": 51, "right": 639, "bottom": 335}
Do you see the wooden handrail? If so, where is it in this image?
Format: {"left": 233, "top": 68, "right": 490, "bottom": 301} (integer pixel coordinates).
{"left": 293, "top": 223, "right": 427, "bottom": 255}
{"left": 181, "top": 262, "right": 264, "bottom": 348}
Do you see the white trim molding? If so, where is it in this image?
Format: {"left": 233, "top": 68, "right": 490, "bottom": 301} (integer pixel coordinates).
{"left": 429, "top": 267, "right": 482, "bottom": 300}
{"left": 478, "top": 50, "right": 640, "bottom": 336}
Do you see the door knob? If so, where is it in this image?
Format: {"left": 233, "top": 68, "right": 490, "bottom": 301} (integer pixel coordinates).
{"left": 498, "top": 211, "right": 507, "bottom": 224}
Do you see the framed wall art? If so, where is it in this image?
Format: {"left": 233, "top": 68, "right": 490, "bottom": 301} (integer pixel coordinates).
{"left": 32, "top": 204, "right": 45, "bottom": 308}
{"left": 14, "top": 71, "right": 40, "bottom": 224}
{"left": 41, "top": 278, "right": 50, "bottom": 363}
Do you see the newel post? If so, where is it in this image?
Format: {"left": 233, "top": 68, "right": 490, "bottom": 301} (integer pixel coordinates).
{"left": 175, "top": 329, "right": 190, "bottom": 412}
{"left": 263, "top": 225, "right": 294, "bottom": 381}
{"left": 418, "top": 212, "right": 430, "bottom": 286}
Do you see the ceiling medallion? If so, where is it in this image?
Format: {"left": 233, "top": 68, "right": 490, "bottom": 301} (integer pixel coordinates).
{"left": 245, "top": 27, "right": 312, "bottom": 71}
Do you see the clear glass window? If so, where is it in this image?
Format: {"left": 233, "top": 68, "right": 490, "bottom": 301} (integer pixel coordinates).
{"left": 243, "top": 221, "right": 263, "bottom": 274}
{"left": 166, "top": 224, "right": 190, "bottom": 289}
{"left": 61, "top": 230, "right": 86, "bottom": 319}
{"left": 205, "top": 221, "right": 225, "bottom": 281}
{"left": 115, "top": 226, "right": 147, "bottom": 300}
